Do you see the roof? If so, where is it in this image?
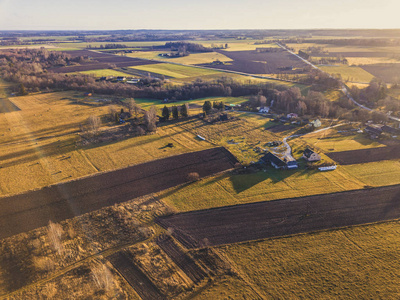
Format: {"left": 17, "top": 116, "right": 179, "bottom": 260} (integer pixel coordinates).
{"left": 261, "top": 152, "right": 287, "bottom": 168}
{"left": 365, "top": 125, "right": 383, "bottom": 135}
{"left": 382, "top": 125, "right": 398, "bottom": 134}
{"left": 303, "top": 148, "right": 316, "bottom": 158}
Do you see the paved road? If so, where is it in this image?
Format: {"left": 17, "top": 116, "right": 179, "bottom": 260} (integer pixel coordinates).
{"left": 0, "top": 147, "right": 237, "bottom": 240}
{"left": 276, "top": 43, "right": 400, "bottom": 122}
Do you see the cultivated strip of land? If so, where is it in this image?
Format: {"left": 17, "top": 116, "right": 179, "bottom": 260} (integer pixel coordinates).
{"left": 157, "top": 184, "right": 400, "bottom": 248}
{"left": 327, "top": 145, "right": 400, "bottom": 165}
{"left": 156, "top": 235, "right": 207, "bottom": 284}
{"left": 108, "top": 250, "right": 165, "bottom": 300}
{"left": 0, "top": 147, "right": 237, "bottom": 240}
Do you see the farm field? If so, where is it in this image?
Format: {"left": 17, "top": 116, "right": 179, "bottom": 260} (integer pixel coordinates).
{"left": 361, "top": 63, "right": 400, "bottom": 83}
{"left": 0, "top": 91, "right": 214, "bottom": 195}
{"left": 319, "top": 65, "right": 375, "bottom": 83}
{"left": 201, "top": 49, "right": 309, "bottom": 74}
{"left": 132, "top": 96, "right": 249, "bottom": 111}
{"left": 346, "top": 56, "right": 400, "bottom": 66}
{"left": 50, "top": 50, "right": 158, "bottom": 73}
{"left": 77, "top": 68, "right": 132, "bottom": 77}
{"left": 129, "top": 63, "right": 222, "bottom": 78}
{"left": 0, "top": 98, "right": 20, "bottom": 113}
{"left": 295, "top": 130, "right": 384, "bottom": 152}
{"left": 125, "top": 51, "right": 233, "bottom": 65}
{"left": 158, "top": 184, "right": 400, "bottom": 248}
{"left": 0, "top": 147, "right": 237, "bottom": 240}
{"left": 342, "top": 160, "right": 400, "bottom": 186}
{"left": 221, "top": 219, "right": 400, "bottom": 299}
{"left": 160, "top": 166, "right": 365, "bottom": 212}
{"left": 327, "top": 145, "right": 400, "bottom": 165}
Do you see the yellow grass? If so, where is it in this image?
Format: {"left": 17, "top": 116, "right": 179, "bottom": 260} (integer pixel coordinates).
{"left": 296, "top": 131, "right": 384, "bottom": 152}
{"left": 0, "top": 91, "right": 212, "bottom": 196}
{"left": 160, "top": 166, "right": 365, "bottom": 212}
{"left": 347, "top": 56, "right": 400, "bottom": 66}
{"left": 319, "top": 65, "right": 375, "bottom": 83}
{"left": 78, "top": 69, "right": 132, "bottom": 77}
{"left": 342, "top": 160, "right": 400, "bottom": 187}
{"left": 221, "top": 220, "right": 400, "bottom": 299}
{"left": 129, "top": 63, "right": 221, "bottom": 78}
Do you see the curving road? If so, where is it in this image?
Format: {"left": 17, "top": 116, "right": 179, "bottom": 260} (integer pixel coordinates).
{"left": 276, "top": 43, "right": 400, "bottom": 122}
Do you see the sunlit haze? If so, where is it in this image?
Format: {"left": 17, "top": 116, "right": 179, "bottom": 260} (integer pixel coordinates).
{"left": 0, "top": 0, "right": 399, "bottom": 30}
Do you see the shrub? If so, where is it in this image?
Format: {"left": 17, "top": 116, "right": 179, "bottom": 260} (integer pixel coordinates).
{"left": 187, "top": 172, "right": 200, "bottom": 182}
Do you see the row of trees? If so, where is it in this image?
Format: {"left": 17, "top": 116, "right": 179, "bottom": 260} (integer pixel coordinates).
{"left": 162, "top": 103, "right": 189, "bottom": 121}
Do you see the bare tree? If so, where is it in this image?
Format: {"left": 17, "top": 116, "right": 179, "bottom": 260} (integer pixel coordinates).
{"left": 127, "top": 98, "right": 140, "bottom": 117}
{"left": 92, "top": 264, "right": 114, "bottom": 292}
{"left": 86, "top": 115, "right": 101, "bottom": 133}
{"left": 144, "top": 106, "right": 157, "bottom": 132}
{"left": 108, "top": 105, "right": 118, "bottom": 122}
{"left": 47, "top": 221, "right": 64, "bottom": 255}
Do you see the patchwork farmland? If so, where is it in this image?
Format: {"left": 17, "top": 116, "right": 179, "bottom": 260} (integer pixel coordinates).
{"left": 200, "top": 49, "right": 309, "bottom": 74}
{"left": 327, "top": 145, "right": 400, "bottom": 165}
{"left": 158, "top": 184, "right": 400, "bottom": 248}
{"left": 0, "top": 147, "right": 237, "bottom": 240}
{"left": 50, "top": 50, "right": 159, "bottom": 73}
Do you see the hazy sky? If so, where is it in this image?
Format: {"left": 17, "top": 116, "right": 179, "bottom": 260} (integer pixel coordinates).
{"left": 0, "top": 0, "right": 399, "bottom": 30}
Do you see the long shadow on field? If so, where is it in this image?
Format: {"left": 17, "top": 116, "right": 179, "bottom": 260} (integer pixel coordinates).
{"left": 230, "top": 172, "right": 268, "bottom": 193}
{"left": 0, "top": 252, "right": 34, "bottom": 293}
{"left": 0, "top": 138, "right": 76, "bottom": 168}
{"left": 0, "top": 98, "right": 20, "bottom": 113}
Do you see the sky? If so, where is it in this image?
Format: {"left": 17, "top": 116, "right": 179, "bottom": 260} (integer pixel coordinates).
{"left": 0, "top": 0, "right": 399, "bottom": 30}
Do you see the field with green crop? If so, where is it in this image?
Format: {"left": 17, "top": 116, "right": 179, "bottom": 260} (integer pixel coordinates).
{"left": 126, "top": 51, "right": 233, "bottom": 65}
{"left": 129, "top": 63, "right": 222, "bottom": 78}
{"left": 131, "top": 96, "right": 249, "bottom": 111}
{"left": 319, "top": 65, "right": 375, "bottom": 83}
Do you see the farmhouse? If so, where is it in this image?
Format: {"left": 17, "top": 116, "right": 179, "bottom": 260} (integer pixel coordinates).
{"left": 287, "top": 113, "right": 298, "bottom": 119}
{"left": 259, "top": 106, "right": 270, "bottom": 113}
{"left": 382, "top": 125, "right": 398, "bottom": 134}
{"left": 261, "top": 152, "right": 287, "bottom": 169}
{"left": 303, "top": 148, "right": 321, "bottom": 162}
{"left": 311, "top": 119, "right": 322, "bottom": 128}
{"left": 365, "top": 124, "right": 383, "bottom": 139}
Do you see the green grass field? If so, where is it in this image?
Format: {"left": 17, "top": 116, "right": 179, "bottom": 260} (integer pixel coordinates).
{"left": 319, "top": 65, "right": 375, "bottom": 83}
{"left": 129, "top": 63, "right": 222, "bottom": 78}
{"left": 126, "top": 51, "right": 233, "bottom": 65}
{"left": 131, "top": 96, "right": 248, "bottom": 111}
{"left": 221, "top": 220, "right": 400, "bottom": 299}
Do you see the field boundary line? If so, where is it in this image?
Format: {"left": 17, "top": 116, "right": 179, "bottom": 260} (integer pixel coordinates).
{"left": 0, "top": 236, "right": 152, "bottom": 300}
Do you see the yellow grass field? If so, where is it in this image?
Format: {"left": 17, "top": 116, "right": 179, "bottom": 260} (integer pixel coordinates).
{"left": 221, "top": 220, "right": 400, "bottom": 299}
{"left": 0, "top": 91, "right": 212, "bottom": 196}
{"left": 346, "top": 56, "right": 400, "bottom": 66}
{"left": 295, "top": 130, "right": 384, "bottom": 152}
{"left": 319, "top": 65, "right": 375, "bottom": 83}
{"left": 77, "top": 69, "right": 132, "bottom": 77}
{"left": 129, "top": 63, "right": 222, "bottom": 78}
